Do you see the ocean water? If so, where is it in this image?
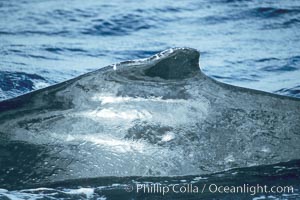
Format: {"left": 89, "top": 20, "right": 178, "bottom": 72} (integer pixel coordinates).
{"left": 1, "top": 0, "right": 300, "bottom": 100}
{"left": 0, "top": 0, "right": 300, "bottom": 199}
{"left": 0, "top": 160, "right": 299, "bottom": 199}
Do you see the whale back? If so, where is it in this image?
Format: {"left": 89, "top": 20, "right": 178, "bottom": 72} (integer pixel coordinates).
{"left": 0, "top": 48, "right": 300, "bottom": 189}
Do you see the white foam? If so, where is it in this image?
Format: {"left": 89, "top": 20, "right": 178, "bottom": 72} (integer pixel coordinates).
{"left": 20, "top": 187, "right": 55, "bottom": 192}
{"left": 1, "top": 193, "right": 24, "bottom": 200}
{"left": 252, "top": 195, "right": 267, "bottom": 200}
{"left": 63, "top": 188, "right": 94, "bottom": 198}
{"left": 0, "top": 189, "right": 8, "bottom": 193}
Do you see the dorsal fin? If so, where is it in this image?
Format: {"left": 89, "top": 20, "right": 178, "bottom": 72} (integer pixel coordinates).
{"left": 144, "top": 48, "right": 200, "bottom": 79}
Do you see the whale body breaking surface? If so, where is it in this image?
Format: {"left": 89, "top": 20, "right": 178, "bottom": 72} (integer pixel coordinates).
{"left": 0, "top": 48, "right": 299, "bottom": 189}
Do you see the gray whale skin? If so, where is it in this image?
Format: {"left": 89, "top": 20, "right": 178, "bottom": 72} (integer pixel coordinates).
{"left": 0, "top": 48, "right": 299, "bottom": 189}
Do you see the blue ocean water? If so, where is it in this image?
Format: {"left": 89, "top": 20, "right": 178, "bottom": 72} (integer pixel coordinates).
{"left": 1, "top": 0, "right": 300, "bottom": 101}
{"left": 1, "top": 1, "right": 300, "bottom": 200}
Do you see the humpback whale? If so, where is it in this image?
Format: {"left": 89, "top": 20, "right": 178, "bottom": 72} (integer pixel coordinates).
{"left": 0, "top": 48, "right": 299, "bottom": 189}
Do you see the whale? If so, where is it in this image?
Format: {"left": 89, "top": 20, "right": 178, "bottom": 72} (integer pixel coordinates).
{"left": 0, "top": 48, "right": 299, "bottom": 189}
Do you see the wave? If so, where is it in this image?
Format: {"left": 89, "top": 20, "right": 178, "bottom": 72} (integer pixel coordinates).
{"left": 276, "top": 85, "right": 300, "bottom": 98}
{"left": 0, "top": 71, "right": 48, "bottom": 100}
{"left": 249, "top": 7, "right": 300, "bottom": 18}
{"left": 43, "top": 47, "right": 87, "bottom": 54}
{"left": 82, "top": 14, "right": 155, "bottom": 36}
{"left": 0, "top": 159, "right": 299, "bottom": 199}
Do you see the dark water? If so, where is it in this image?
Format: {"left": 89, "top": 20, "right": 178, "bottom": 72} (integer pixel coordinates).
{"left": 0, "top": 160, "right": 299, "bottom": 199}
{"left": 1, "top": 0, "right": 300, "bottom": 199}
